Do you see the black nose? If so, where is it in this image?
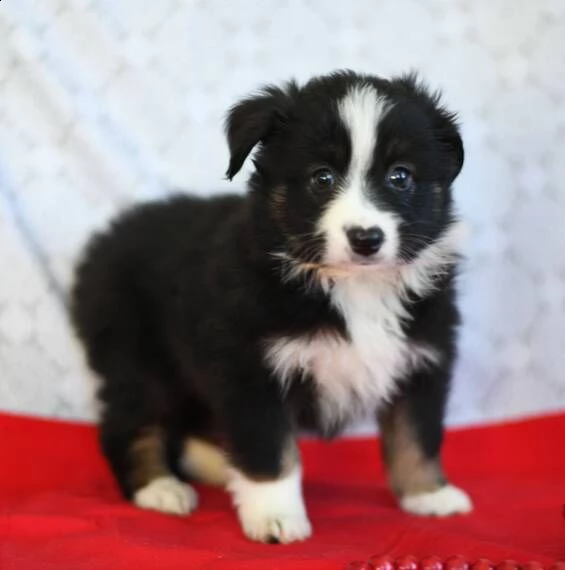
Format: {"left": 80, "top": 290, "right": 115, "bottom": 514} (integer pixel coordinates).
{"left": 346, "top": 226, "right": 385, "bottom": 257}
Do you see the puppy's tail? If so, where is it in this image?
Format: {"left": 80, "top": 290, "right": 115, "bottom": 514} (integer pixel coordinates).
{"left": 182, "top": 438, "right": 229, "bottom": 487}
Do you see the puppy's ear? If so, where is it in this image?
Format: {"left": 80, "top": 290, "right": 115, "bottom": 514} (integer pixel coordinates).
{"left": 434, "top": 114, "right": 464, "bottom": 183}
{"left": 395, "top": 72, "right": 464, "bottom": 183}
{"left": 224, "top": 84, "right": 294, "bottom": 180}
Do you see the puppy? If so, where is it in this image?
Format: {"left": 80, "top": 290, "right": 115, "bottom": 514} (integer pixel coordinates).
{"left": 71, "top": 70, "right": 472, "bottom": 544}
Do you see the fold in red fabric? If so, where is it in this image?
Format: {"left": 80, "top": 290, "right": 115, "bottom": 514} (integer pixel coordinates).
{"left": 0, "top": 412, "right": 564, "bottom": 569}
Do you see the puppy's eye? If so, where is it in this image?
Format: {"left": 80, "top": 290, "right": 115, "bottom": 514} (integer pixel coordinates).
{"left": 311, "top": 168, "right": 335, "bottom": 189}
{"left": 385, "top": 165, "right": 414, "bottom": 191}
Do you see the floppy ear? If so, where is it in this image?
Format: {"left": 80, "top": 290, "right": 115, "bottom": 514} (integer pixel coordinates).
{"left": 395, "top": 73, "right": 464, "bottom": 184}
{"left": 224, "top": 85, "right": 294, "bottom": 180}
{"left": 437, "top": 117, "right": 464, "bottom": 183}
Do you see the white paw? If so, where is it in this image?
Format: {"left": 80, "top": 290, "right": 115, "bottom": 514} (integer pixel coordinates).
{"left": 240, "top": 510, "right": 312, "bottom": 544}
{"left": 400, "top": 484, "right": 473, "bottom": 517}
{"left": 134, "top": 476, "right": 198, "bottom": 516}
{"left": 227, "top": 465, "right": 312, "bottom": 544}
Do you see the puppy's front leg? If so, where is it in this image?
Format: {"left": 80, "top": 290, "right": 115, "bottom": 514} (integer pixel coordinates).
{"left": 222, "top": 378, "right": 311, "bottom": 544}
{"left": 378, "top": 367, "right": 473, "bottom": 517}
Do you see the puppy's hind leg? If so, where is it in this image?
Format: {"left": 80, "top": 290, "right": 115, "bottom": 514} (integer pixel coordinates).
{"left": 100, "top": 399, "right": 198, "bottom": 516}
{"left": 181, "top": 437, "right": 230, "bottom": 487}
{"left": 101, "top": 415, "right": 198, "bottom": 516}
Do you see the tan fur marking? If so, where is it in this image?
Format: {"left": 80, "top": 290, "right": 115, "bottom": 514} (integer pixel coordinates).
{"left": 128, "top": 426, "right": 170, "bottom": 490}
{"left": 270, "top": 186, "right": 287, "bottom": 220}
{"left": 281, "top": 437, "right": 299, "bottom": 476}
{"left": 378, "top": 403, "right": 444, "bottom": 497}
{"left": 183, "top": 437, "right": 229, "bottom": 486}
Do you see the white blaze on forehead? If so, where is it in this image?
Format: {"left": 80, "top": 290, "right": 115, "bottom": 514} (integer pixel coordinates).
{"left": 319, "top": 84, "right": 399, "bottom": 266}
{"left": 339, "top": 84, "right": 388, "bottom": 185}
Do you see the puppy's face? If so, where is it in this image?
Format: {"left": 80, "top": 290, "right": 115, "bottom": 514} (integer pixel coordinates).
{"left": 226, "top": 72, "right": 464, "bottom": 274}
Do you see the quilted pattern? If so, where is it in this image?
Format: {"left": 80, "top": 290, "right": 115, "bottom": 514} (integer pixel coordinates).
{"left": 0, "top": 1, "right": 564, "bottom": 428}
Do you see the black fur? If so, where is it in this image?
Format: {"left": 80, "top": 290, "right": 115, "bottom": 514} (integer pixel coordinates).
{"left": 70, "top": 70, "right": 463, "bottom": 502}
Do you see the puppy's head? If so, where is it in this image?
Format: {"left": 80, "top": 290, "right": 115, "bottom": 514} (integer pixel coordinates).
{"left": 225, "top": 71, "right": 463, "bottom": 275}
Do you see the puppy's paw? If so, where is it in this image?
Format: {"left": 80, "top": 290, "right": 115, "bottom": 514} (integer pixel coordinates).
{"left": 240, "top": 510, "right": 312, "bottom": 544}
{"left": 227, "top": 465, "right": 312, "bottom": 544}
{"left": 134, "top": 476, "right": 198, "bottom": 516}
{"left": 400, "top": 484, "right": 472, "bottom": 517}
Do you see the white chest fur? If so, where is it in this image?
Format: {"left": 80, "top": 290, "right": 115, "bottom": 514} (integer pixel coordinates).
{"left": 266, "top": 274, "right": 439, "bottom": 429}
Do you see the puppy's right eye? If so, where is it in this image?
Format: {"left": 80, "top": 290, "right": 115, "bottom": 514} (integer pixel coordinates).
{"left": 311, "top": 168, "right": 335, "bottom": 189}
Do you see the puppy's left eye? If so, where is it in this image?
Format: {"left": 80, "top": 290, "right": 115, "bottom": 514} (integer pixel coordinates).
{"left": 385, "top": 165, "right": 414, "bottom": 191}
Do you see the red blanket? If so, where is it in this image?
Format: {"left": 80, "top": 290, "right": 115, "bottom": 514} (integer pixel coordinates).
{"left": 0, "top": 412, "right": 563, "bottom": 569}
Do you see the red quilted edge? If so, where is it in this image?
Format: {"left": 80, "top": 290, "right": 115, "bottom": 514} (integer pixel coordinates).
{"left": 346, "top": 556, "right": 565, "bottom": 570}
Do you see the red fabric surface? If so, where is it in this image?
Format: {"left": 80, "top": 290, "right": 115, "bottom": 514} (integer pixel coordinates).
{"left": 0, "top": 412, "right": 564, "bottom": 569}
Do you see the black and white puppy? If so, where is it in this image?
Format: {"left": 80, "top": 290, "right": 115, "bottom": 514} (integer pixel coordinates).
{"left": 71, "top": 70, "right": 472, "bottom": 544}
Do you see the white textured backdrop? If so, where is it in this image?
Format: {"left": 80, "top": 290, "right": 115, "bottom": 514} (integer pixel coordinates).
{"left": 1, "top": 0, "right": 564, "bottom": 430}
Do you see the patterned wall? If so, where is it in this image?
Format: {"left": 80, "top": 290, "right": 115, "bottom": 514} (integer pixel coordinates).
{"left": 1, "top": 0, "right": 564, "bottom": 430}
